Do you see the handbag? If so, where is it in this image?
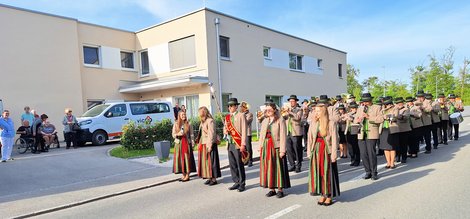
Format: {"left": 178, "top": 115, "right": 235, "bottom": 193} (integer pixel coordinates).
{"left": 71, "top": 123, "right": 81, "bottom": 131}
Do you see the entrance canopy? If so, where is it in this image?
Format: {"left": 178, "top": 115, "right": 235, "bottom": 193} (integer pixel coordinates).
{"left": 119, "top": 75, "right": 209, "bottom": 93}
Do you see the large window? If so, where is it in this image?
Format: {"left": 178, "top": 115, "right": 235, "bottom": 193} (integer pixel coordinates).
{"left": 289, "top": 53, "right": 303, "bottom": 71}
{"left": 83, "top": 46, "right": 100, "bottom": 66}
{"left": 121, "top": 51, "right": 134, "bottom": 69}
{"left": 263, "top": 46, "right": 271, "bottom": 59}
{"left": 219, "top": 36, "right": 230, "bottom": 59}
{"left": 140, "top": 51, "right": 149, "bottom": 76}
{"left": 221, "top": 93, "right": 232, "bottom": 112}
{"left": 130, "top": 103, "right": 170, "bottom": 115}
{"left": 104, "top": 104, "right": 127, "bottom": 118}
{"left": 174, "top": 95, "right": 199, "bottom": 118}
{"left": 338, "top": 63, "right": 343, "bottom": 78}
{"left": 265, "top": 95, "right": 282, "bottom": 107}
{"left": 169, "top": 35, "right": 196, "bottom": 70}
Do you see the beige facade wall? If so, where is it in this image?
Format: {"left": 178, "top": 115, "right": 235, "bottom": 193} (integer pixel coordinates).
{"left": 204, "top": 10, "right": 347, "bottom": 112}
{"left": 0, "top": 6, "right": 84, "bottom": 134}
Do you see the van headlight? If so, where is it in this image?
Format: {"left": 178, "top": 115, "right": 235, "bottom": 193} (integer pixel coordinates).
{"left": 79, "top": 120, "right": 92, "bottom": 126}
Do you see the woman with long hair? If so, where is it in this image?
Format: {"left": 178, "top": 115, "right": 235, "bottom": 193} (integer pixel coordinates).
{"left": 172, "top": 110, "right": 196, "bottom": 182}
{"left": 307, "top": 104, "right": 339, "bottom": 206}
{"left": 259, "top": 101, "right": 290, "bottom": 198}
{"left": 197, "top": 106, "right": 221, "bottom": 185}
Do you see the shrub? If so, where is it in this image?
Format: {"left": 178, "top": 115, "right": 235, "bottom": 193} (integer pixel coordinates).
{"left": 121, "top": 119, "right": 174, "bottom": 150}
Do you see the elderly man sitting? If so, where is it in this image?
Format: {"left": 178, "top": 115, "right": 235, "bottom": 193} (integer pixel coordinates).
{"left": 40, "top": 121, "right": 57, "bottom": 148}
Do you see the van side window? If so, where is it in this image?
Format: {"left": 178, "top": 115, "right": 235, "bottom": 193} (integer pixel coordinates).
{"left": 157, "top": 103, "right": 170, "bottom": 113}
{"left": 105, "top": 104, "right": 127, "bottom": 118}
{"left": 130, "top": 103, "right": 170, "bottom": 115}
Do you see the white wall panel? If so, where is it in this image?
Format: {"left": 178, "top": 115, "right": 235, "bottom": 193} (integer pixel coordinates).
{"left": 148, "top": 43, "right": 170, "bottom": 75}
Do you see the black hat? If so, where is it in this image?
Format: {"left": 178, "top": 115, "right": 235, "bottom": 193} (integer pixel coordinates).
{"left": 318, "top": 95, "right": 329, "bottom": 104}
{"left": 448, "top": 94, "right": 456, "bottom": 99}
{"left": 308, "top": 101, "right": 317, "bottom": 107}
{"left": 416, "top": 90, "right": 425, "bottom": 97}
{"left": 349, "top": 102, "right": 359, "bottom": 108}
{"left": 227, "top": 98, "right": 240, "bottom": 106}
{"left": 349, "top": 94, "right": 356, "bottom": 99}
{"left": 335, "top": 95, "right": 343, "bottom": 100}
{"left": 337, "top": 104, "right": 346, "bottom": 110}
{"left": 265, "top": 99, "right": 275, "bottom": 105}
{"left": 287, "top": 95, "right": 299, "bottom": 101}
{"left": 360, "top": 93, "right": 373, "bottom": 102}
{"left": 383, "top": 99, "right": 393, "bottom": 105}
{"left": 438, "top": 93, "right": 445, "bottom": 98}
{"left": 375, "top": 99, "right": 383, "bottom": 105}
{"left": 405, "top": 97, "right": 415, "bottom": 102}
{"left": 302, "top": 99, "right": 308, "bottom": 104}
{"left": 425, "top": 93, "right": 433, "bottom": 100}
{"left": 394, "top": 97, "right": 404, "bottom": 104}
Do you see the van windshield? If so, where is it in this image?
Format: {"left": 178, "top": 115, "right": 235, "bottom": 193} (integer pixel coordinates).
{"left": 82, "top": 104, "right": 110, "bottom": 117}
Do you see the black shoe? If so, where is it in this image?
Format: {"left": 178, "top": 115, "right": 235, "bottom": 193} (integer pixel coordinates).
{"left": 372, "top": 175, "right": 379, "bottom": 181}
{"left": 433, "top": 146, "right": 438, "bottom": 149}
{"left": 66, "top": 147, "right": 70, "bottom": 149}
{"left": 444, "top": 142, "right": 448, "bottom": 145}
{"left": 1, "top": 160, "right": 6, "bottom": 163}
{"left": 266, "top": 191, "right": 276, "bottom": 197}
{"left": 385, "top": 165, "right": 390, "bottom": 169}
{"left": 204, "top": 180, "right": 211, "bottom": 185}
{"left": 237, "top": 186, "right": 245, "bottom": 192}
{"left": 209, "top": 181, "right": 218, "bottom": 186}
{"left": 454, "top": 138, "right": 459, "bottom": 141}
{"left": 401, "top": 159, "right": 407, "bottom": 164}
{"left": 288, "top": 167, "right": 295, "bottom": 172}
{"left": 424, "top": 151, "right": 431, "bottom": 154}
{"left": 349, "top": 162, "right": 355, "bottom": 166}
{"left": 364, "top": 174, "right": 372, "bottom": 180}
{"left": 228, "top": 184, "right": 239, "bottom": 190}
{"left": 248, "top": 162, "right": 253, "bottom": 167}
{"left": 391, "top": 165, "right": 397, "bottom": 169}
{"left": 276, "top": 191, "right": 284, "bottom": 198}
{"left": 353, "top": 162, "right": 360, "bottom": 167}
{"left": 295, "top": 167, "right": 301, "bottom": 173}
{"left": 396, "top": 157, "right": 401, "bottom": 163}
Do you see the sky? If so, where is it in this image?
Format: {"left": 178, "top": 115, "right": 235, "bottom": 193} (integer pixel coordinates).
{"left": 2, "top": 0, "right": 469, "bottom": 84}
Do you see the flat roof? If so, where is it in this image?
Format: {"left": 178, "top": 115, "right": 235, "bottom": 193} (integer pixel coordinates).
{"left": 1, "top": 3, "right": 346, "bottom": 54}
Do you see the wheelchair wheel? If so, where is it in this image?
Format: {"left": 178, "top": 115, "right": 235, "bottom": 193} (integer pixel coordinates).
{"left": 16, "top": 138, "right": 29, "bottom": 154}
{"left": 51, "top": 136, "right": 60, "bottom": 149}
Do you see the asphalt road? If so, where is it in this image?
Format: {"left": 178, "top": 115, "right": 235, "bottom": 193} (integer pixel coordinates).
{"left": 33, "top": 123, "right": 470, "bottom": 219}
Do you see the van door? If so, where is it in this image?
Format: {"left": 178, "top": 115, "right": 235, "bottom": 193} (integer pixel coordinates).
{"left": 103, "top": 103, "right": 128, "bottom": 138}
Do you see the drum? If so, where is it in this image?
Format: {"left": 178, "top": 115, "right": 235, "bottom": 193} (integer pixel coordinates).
{"left": 449, "top": 112, "right": 464, "bottom": 125}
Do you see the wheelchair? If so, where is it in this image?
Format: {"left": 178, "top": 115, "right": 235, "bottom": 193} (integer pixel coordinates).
{"left": 16, "top": 136, "right": 35, "bottom": 154}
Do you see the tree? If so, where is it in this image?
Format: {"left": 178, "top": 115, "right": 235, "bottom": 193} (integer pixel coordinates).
{"left": 346, "top": 64, "right": 363, "bottom": 98}
{"left": 362, "top": 76, "right": 382, "bottom": 98}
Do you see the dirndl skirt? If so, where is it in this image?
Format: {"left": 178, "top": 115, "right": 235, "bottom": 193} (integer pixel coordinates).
{"left": 260, "top": 134, "right": 291, "bottom": 189}
{"left": 197, "top": 143, "right": 221, "bottom": 179}
{"left": 172, "top": 137, "right": 196, "bottom": 174}
{"left": 308, "top": 137, "right": 340, "bottom": 197}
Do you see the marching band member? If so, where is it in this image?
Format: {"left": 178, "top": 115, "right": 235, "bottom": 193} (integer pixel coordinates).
{"left": 283, "top": 95, "right": 304, "bottom": 173}
{"left": 307, "top": 103, "right": 339, "bottom": 206}
{"left": 380, "top": 98, "right": 399, "bottom": 169}
{"left": 447, "top": 94, "right": 464, "bottom": 140}
{"left": 241, "top": 101, "right": 254, "bottom": 166}
{"left": 437, "top": 94, "right": 449, "bottom": 145}
{"left": 417, "top": 91, "right": 433, "bottom": 153}
{"left": 172, "top": 110, "right": 196, "bottom": 182}
{"left": 345, "top": 102, "right": 361, "bottom": 166}
{"left": 406, "top": 97, "right": 424, "bottom": 158}
{"left": 196, "top": 106, "right": 221, "bottom": 186}
{"left": 224, "top": 98, "right": 248, "bottom": 192}
{"left": 395, "top": 97, "right": 411, "bottom": 163}
{"left": 259, "top": 100, "right": 290, "bottom": 198}
{"left": 354, "top": 93, "right": 384, "bottom": 180}
{"left": 375, "top": 98, "right": 384, "bottom": 156}
{"left": 429, "top": 94, "right": 441, "bottom": 148}
{"left": 337, "top": 104, "right": 348, "bottom": 158}
{"left": 316, "top": 95, "right": 340, "bottom": 123}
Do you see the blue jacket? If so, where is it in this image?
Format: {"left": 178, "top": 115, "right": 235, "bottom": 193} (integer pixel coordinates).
{"left": 0, "top": 117, "right": 15, "bottom": 138}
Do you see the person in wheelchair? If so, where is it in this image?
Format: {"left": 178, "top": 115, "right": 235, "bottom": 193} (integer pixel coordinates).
{"left": 32, "top": 113, "right": 48, "bottom": 153}
{"left": 39, "top": 120, "right": 57, "bottom": 149}
{"left": 16, "top": 120, "right": 34, "bottom": 144}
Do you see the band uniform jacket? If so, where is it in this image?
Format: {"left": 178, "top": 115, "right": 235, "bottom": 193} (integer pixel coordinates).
{"left": 244, "top": 111, "right": 254, "bottom": 137}
{"left": 338, "top": 113, "right": 348, "bottom": 133}
{"left": 223, "top": 111, "right": 247, "bottom": 149}
{"left": 354, "top": 105, "right": 384, "bottom": 140}
{"left": 409, "top": 104, "right": 424, "bottom": 129}
{"left": 396, "top": 106, "right": 412, "bottom": 132}
{"left": 438, "top": 102, "right": 450, "bottom": 121}
{"left": 199, "top": 117, "right": 216, "bottom": 146}
{"left": 382, "top": 106, "right": 400, "bottom": 134}
{"left": 431, "top": 101, "right": 441, "bottom": 123}
{"left": 448, "top": 101, "right": 464, "bottom": 113}
{"left": 258, "top": 116, "right": 287, "bottom": 154}
{"left": 307, "top": 119, "right": 338, "bottom": 159}
{"left": 421, "top": 99, "right": 433, "bottom": 126}
{"left": 283, "top": 106, "right": 303, "bottom": 137}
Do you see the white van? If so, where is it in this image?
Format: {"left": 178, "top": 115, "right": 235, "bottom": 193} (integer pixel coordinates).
{"left": 77, "top": 101, "right": 174, "bottom": 145}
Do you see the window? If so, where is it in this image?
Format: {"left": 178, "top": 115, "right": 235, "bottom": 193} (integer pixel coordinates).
{"left": 221, "top": 93, "right": 232, "bottom": 112}
{"left": 338, "top": 63, "right": 343, "bottom": 78}
{"left": 263, "top": 47, "right": 271, "bottom": 59}
{"left": 120, "top": 51, "right": 134, "bottom": 69}
{"left": 83, "top": 46, "right": 100, "bottom": 66}
{"left": 174, "top": 95, "right": 199, "bottom": 118}
{"left": 140, "top": 51, "right": 149, "bottom": 76}
{"left": 104, "top": 104, "right": 127, "bottom": 118}
{"left": 87, "top": 99, "right": 105, "bottom": 110}
{"left": 219, "top": 36, "right": 230, "bottom": 59}
{"left": 130, "top": 103, "right": 170, "bottom": 115}
{"left": 289, "top": 53, "right": 303, "bottom": 71}
{"left": 265, "top": 95, "right": 282, "bottom": 107}
{"left": 317, "top": 59, "right": 323, "bottom": 69}
{"left": 169, "top": 36, "right": 196, "bottom": 70}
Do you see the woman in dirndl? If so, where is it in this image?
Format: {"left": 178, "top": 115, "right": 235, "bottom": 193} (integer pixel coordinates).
{"left": 172, "top": 110, "right": 196, "bottom": 182}
{"left": 307, "top": 103, "right": 339, "bottom": 206}
{"left": 259, "top": 101, "right": 290, "bottom": 198}
{"left": 197, "top": 106, "right": 221, "bottom": 186}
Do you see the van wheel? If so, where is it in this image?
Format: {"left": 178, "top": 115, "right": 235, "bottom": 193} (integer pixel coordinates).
{"left": 92, "top": 131, "right": 108, "bottom": 146}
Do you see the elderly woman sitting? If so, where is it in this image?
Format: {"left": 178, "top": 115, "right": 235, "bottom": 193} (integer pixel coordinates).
{"left": 40, "top": 120, "right": 57, "bottom": 147}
